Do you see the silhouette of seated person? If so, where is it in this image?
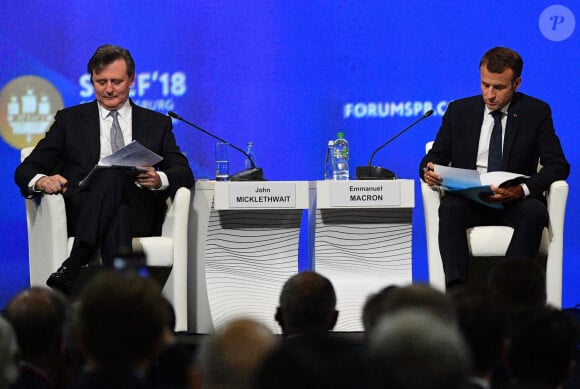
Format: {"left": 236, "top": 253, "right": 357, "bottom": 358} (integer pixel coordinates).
{"left": 255, "top": 332, "right": 367, "bottom": 389}
{"left": 69, "top": 270, "right": 166, "bottom": 388}
{"left": 362, "top": 283, "right": 456, "bottom": 338}
{"left": 361, "top": 285, "right": 399, "bottom": 335}
{"left": 367, "top": 308, "right": 470, "bottom": 389}
{"left": 451, "top": 287, "right": 509, "bottom": 389}
{"left": 275, "top": 271, "right": 338, "bottom": 338}
{"left": 191, "top": 318, "right": 276, "bottom": 389}
{"left": 488, "top": 256, "right": 547, "bottom": 317}
{"left": 146, "top": 296, "right": 193, "bottom": 389}
{"left": 507, "top": 306, "right": 578, "bottom": 389}
{"left": 4, "top": 287, "right": 69, "bottom": 389}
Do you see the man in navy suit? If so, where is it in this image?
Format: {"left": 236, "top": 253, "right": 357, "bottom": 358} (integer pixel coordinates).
{"left": 419, "top": 47, "right": 569, "bottom": 288}
{"left": 14, "top": 45, "right": 194, "bottom": 294}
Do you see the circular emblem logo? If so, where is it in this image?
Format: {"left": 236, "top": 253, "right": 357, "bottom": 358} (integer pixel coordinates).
{"left": 0, "top": 76, "right": 63, "bottom": 149}
{"left": 539, "top": 5, "right": 575, "bottom": 42}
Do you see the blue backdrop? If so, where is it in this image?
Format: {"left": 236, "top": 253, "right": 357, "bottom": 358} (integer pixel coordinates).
{"left": 1, "top": 1, "right": 578, "bottom": 308}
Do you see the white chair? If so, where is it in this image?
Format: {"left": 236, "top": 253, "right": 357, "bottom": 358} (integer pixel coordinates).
{"left": 21, "top": 147, "right": 191, "bottom": 331}
{"left": 421, "top": 141, "right": 568, "bottom": 307}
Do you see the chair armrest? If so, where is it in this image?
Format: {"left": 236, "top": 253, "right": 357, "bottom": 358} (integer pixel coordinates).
{"left": 544, "top": 180, "right": 568, "bottom": 308}
{"left": 420, "top": 179, "right": 446, "bottom": 291}
{"left": 26, "top": 194, "right": 69, "bottom": 286}
{"left": 545, "top": 180, "right": 568, "bottom": 239}
{"left": 161, "top": 187, "right": 192, "bottom": 331}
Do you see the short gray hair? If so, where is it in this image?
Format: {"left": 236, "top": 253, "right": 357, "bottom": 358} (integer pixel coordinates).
{"left": 368, "top": 308, "right": 471, "bottom": 389}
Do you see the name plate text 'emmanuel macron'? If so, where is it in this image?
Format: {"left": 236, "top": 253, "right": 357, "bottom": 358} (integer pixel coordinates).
{"left": 227, "top": 182, "right": 297, "bottom": 208}
{"left": 330, "top": 181, "right": 401, "bottom": 207}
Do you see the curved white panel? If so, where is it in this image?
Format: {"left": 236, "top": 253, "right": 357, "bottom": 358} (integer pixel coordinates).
{"left": 314, "top": 208, "right": 413, "bottom": 331}
{"left": 205, "top": 209, "right": 302, "bottom": 332}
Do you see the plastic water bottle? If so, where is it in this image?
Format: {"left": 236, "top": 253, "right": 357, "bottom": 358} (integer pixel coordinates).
{"left": 333, "top": 132, "right": 349, "bottom": 180}
{"left": 324, "top": 140, "right": 335, "bottom": 180}
{"left": 244, "top": 141, "right": 256, "bottom": 169}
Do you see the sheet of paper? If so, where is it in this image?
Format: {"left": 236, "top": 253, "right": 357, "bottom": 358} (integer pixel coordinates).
{"left": 100, "top": 140, "right": 163, "bottom": 167}
{"left": 434, "top": 165, "right": 481, "bottom": 190}
{"left": 79, "top": 165, "right": 148, "bottom": 187}
{"left": 434, "top": 165, "right": 528, "bottom": 190}
{"left": 479, "top": 171, "right": 528, "bottom": 186}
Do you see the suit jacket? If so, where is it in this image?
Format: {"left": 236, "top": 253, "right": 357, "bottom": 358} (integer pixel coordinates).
{"left": 15, "top": 100, "right": 194, "bottom": 199}
{"left": 419, "top": 92, "right": 569, "bottom": 197}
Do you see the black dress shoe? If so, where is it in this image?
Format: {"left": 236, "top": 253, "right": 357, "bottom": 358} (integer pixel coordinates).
{"left": 46, "top": 266, "right": 76, "bottom": 295}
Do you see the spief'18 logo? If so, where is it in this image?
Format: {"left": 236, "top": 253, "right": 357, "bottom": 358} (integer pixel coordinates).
{"left": 0, "top": 76, "right": 63, "bottom": 149}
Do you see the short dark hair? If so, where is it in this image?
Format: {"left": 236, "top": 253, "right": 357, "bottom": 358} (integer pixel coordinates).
{"left": 452, "top": 288, "right": 507, "bottom": 375}
{"left": 479, "top": 47, "right": 523, "bottom": 80}
{"left": 76, "top": 270, "right": 165, "bottom": 368}
{"left": 362, "top": 285, "right": 399, "bottom": 333}
{"left": 488, "top": 256, "right": 546, "bottom": 315}
{"left": 509, "top": 306, "right": 578, "bottom": 386}
{"left": 368, "top": 309, "right": 470, "bottom": 389}
{"left": 363, "top": 283, "right": 456, "bottom": 333}
{"left": 87, "top": 44, "right": 135, "bottom": 81}
{"left": 278, "top": 271, "right": 336, "bottom": 334}
{"left": 4, "top": 287, "right": 67, "bottom": 360}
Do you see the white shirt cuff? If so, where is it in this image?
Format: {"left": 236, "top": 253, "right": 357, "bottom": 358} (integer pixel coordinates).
{"left": 521, "top": 183, "right": 530, "bottom": 197}
{"left": 28, "top": 174, "right": 47, "bottom": 193}
{"left": 156, "top": 171, "right": 169, "bottom": 191}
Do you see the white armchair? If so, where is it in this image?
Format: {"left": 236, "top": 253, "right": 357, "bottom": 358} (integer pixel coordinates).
{"left": 21, "top": 147, "right": 192, "bottom": 331}
{"left": 421, "top": 141, "right": 568, "bottom": 307}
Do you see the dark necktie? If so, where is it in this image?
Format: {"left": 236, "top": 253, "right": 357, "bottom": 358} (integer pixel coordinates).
{"left": 488, "top": 110, "right": 504, "bottom": 172}
{"left": 110, "top": 110, "right": 125, "bottom": 153}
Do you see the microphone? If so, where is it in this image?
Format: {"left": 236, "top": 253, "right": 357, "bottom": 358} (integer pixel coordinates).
{"left": 356, "top": 110, "right": 434, "bottom": 180}
{"left": 168, "top": 111, "right": 264, "bottom": 181}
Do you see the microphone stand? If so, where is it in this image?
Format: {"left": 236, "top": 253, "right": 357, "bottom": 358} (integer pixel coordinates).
{"left": 356, "top": 110, "right": 434, "bottom": 180}
{"left": 168, "top": 111, "right": 264, "bottom": 181}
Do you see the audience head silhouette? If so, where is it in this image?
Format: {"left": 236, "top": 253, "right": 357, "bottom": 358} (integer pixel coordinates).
{"left": 256, "top": 333, "right": 366, "bottom": 389}
{"left": 362, "top": 285, "right": 399, "bottom": 333}
{"left": 363, "top": 283, "right": 455, "bottom": 337}
{"left": 508, "top": 305, "right": 578, "bottom": 388}
{"left": 145, "top": 295, "right": 194, "bottom": 388}
{"left": 75, "top": 270, "right": 165, "bottom": 373}
{"left": 4, "top": 286, "right": 67, "bottom": 361}
{"left": 367, "top": 308, "right": 470, "bottom": 389}
{"left": 489, "top": 256, "right": 547, "bottom": 315}
{"left": 451, "top": 287, "right": 508, "bottom": 387}
{"left": 4, "top": 286, "right": 68, "bottom": 387}
{"left": 193, "top": 318, "right": 276, "bottom": 389}
{"left": 275, "top": 271, "right": 338, "bottom": 336}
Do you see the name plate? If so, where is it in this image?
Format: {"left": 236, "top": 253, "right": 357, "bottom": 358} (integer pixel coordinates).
{"left": 330, "top": 181, "right": 401, "bottom": 207}
{"left": 226, "top": 182, "right": 297, "bottom": 208}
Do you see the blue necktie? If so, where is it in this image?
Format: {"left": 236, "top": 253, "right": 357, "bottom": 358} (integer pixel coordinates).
{"left": 110, "top": 110, "right": 125, "bottom": 153}
{"left": 488, "top": 110, "right": 504, "bottom": 172}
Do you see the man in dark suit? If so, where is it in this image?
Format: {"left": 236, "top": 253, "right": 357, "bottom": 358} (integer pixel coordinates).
{"left": 70, "top": 270, "right": 166, "bottom": 388}
{"left": 4, "top": 287, "right": 69, "bottom": 388}
{"left": 275, "top": 271, "right": 339, "bottom": 338}
{"left": 419, "top": 47, "right": 569, "bottom": 288}
{"left": 14, "top": 45, "right": 194, "bottom": 294}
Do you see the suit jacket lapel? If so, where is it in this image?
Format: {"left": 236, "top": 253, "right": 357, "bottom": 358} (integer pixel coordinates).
{"left": 82, "top": 101, "right": 101, "bottom": 164}
{"left": 131, "top": 101, "right": 150, "bottom": 144}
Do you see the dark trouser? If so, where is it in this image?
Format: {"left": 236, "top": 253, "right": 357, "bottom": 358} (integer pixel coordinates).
{"left": 63, "top": 169, "right": 167, "bottom": 270}
{"left": 438, "top": 194, "right": 548, "bottom": 285}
